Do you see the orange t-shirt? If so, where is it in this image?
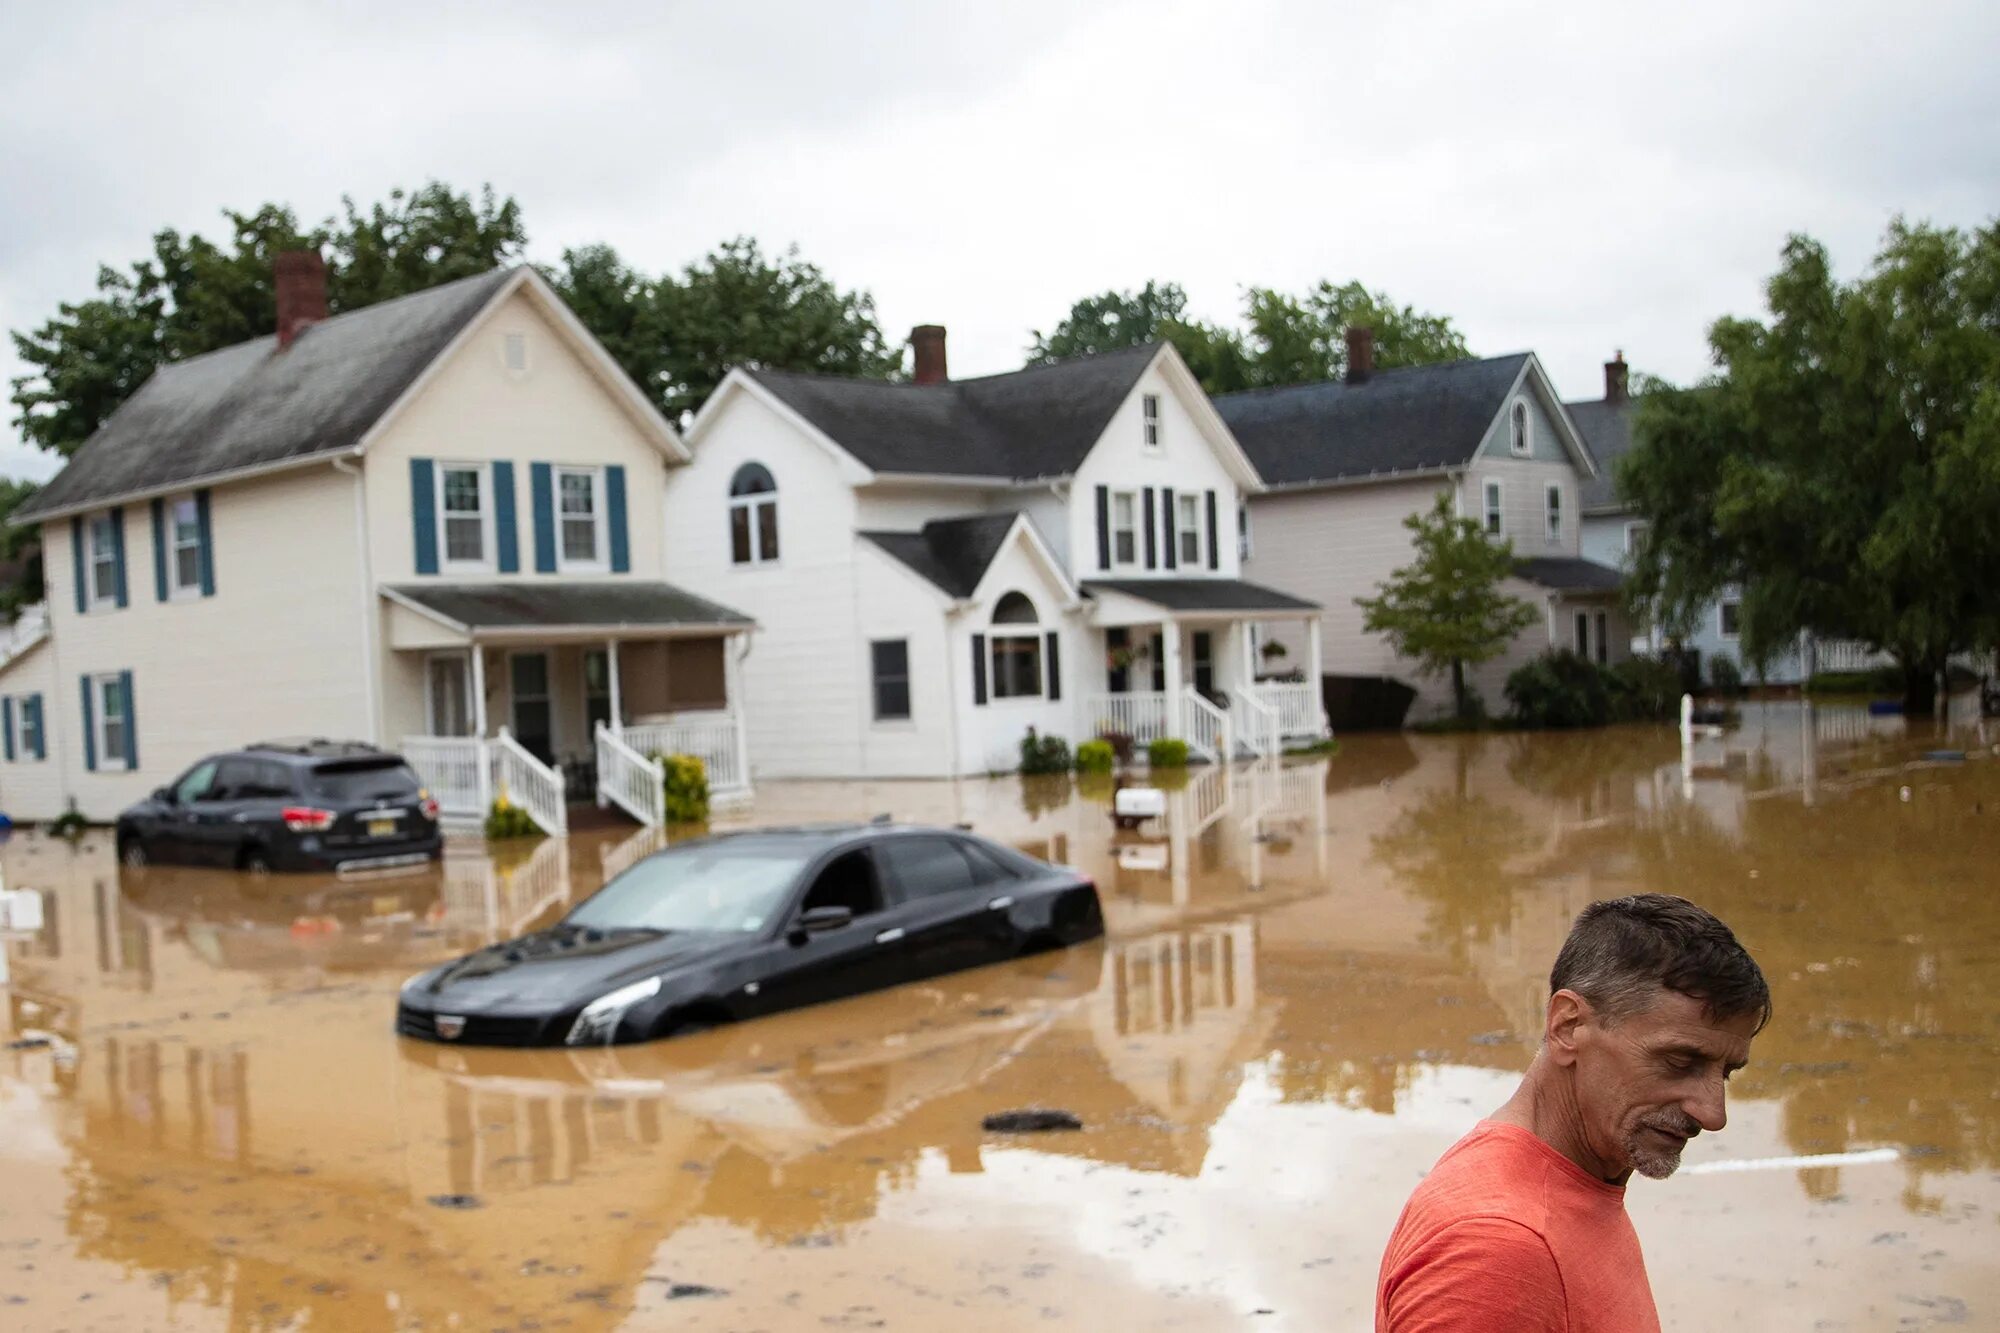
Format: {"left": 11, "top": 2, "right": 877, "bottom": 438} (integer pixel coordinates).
{"left": 1375, "top": 1120, "right": 1661, "bottom": 1333}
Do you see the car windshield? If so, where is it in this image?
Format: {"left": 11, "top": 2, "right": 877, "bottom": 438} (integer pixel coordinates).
{"left": 564, "top": 841, "right": 813, "bottom": 934}
{"left": 308, "top": 760, "right": 422, "bottom": 802}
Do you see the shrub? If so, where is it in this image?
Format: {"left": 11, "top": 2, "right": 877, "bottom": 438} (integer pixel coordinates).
{"left": 1707, "top": 655, "right": 1743, "bottom": 696}
{"left": 484, "top": 791, "right": 542, "bottom": 840}
{"left": 1147, "top": 737, "right": 1190, "bottom": 768}
{"left": 1094, "top": 729, "right": 1136, "bottom": 764}
{"left": 1807, "top": 666, "right": 1903, "bottom": 696}
{"left": 1074, "top": 739, "right": 1115, "bottom": 772}
{"left": 46, "top": 804, "right": 87, "bottom": 840}
{"left": 646, "top": 752, "right": 711, "bottom": 824}
{"left": 1606, "top": 656, "right": 1685, "bottom": 722}
{"left": 1505, "top": 651, "right": 1613, "bottom": 729}
{"left": 1019, "top": 728, "right": 1073, "bottom": 776}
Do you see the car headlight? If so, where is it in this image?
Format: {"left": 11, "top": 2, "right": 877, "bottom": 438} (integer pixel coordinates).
{"left": 564, "top": 976, "right": 662, "bottom": 1046}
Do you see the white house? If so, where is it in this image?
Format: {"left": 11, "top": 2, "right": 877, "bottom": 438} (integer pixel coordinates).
{"left": 0, "top": 254, "right": 755, "bottom": 835}
{"left": 664, "top": 328, "right": 1325, "bottom": 780}
{"left": 1222, "top": 331, "right": 1634, "bottom": 723}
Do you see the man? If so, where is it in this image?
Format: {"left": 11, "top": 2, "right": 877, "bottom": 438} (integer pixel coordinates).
{"left": 1376, "top": 893, "right": 1770, "bottom": 1332}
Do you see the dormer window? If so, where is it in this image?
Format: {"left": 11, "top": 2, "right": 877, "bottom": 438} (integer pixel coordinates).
{"left": 1510, "top": 400, "right": 1532, "bottom": 457}
{"left": 1142, "top": 394, "right": 1161, "bottom": 451}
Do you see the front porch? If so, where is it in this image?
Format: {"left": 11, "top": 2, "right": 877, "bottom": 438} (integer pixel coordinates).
{"left": 383, "top": 582, "right": 755, "bottom": 835}
{"left": 1080, "top": 579, "right": 1327, "bottom": 763}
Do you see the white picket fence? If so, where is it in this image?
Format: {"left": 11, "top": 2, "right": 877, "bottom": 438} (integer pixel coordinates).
{"left": 1232, "top": 688, "right": 1281, "bottom": 761}
{"left": 1183, "top": 691, "right": 1231, "bottom": 764}
{"left": 1088, "top": 691, "right": 1172, "bottom": 747}
{"left": 403, "top": 736, "right": 491, "bottom": 819}
{"left": 490, "top": 729, "right": 567, "bottom": 836}
{"left": 1249, "top": 680, "right": 1324, "bottom": 740}
{"left": 596, "top": 723, "right": 664, "bottom": 827}
{"left": 623, "top": 710, "right": 751, "bottom": 800}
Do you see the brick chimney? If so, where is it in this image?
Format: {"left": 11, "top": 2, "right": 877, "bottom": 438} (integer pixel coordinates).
{"left": 911, "top": 324, "right": 948, "bottom": 384}
{"left": 1345, "top": 325, "right": 1375, "bottom": 384}
{"left": 275, "top": 250, "right": 328, "bottom": 351}
{"left": 1605, "top": 349, "right": 1629, "bottom": 404}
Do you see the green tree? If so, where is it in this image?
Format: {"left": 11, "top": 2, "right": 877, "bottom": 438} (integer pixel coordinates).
{"left": 1620, "top": 220, "right": 2000, "bottom": 712}
{"left": 10, "top": 183, "right": 528, "bottom": 458}
{"left": 1356, "top": 493, "right": 1539, "bottom": 720}
{"left": 1026, "top": 281, "right": 1255, "bottom": 393}
{"left": 0, "top": 479, "right": 44, "bottom": 619}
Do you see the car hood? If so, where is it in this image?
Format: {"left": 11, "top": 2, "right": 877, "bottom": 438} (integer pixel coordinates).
{"left": 407, "top": 926, "right": 739, "bottom": 1011}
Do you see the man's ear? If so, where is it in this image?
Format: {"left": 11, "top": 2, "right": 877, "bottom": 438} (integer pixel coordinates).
{"left": 1545, "top": 989, "right": 1593, "bottom": 1067}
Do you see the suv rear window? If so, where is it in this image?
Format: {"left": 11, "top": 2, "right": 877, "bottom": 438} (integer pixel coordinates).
{"left": 307, "top": 760, "right": 422, "bottom": 802}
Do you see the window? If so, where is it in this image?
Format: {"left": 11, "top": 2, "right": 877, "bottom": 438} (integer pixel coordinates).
{"left": 1111, "top": 491, "right": 1139, "bottom": 566}
{"left": 729, "top": 463, "right": 779, "bottom": 566}
{"left": 94, "top": 674, "right": 128, "bottom": 772}
{"left": 871, "top": 639, "right": 911, "bottom": 721}
{"left": 1545, "top": 484, "right": 1562, "bottom": 545}
{"left": 14, "top": 696, "right": 40, "bottom": 761}
{"left": 89, "top": 513, "right": 119, "bottom": 608}
{"left": 1719, "top": 598, "right": 1742, "bottom": 639}
{"left": 438, "top": 465, "right": 489, "bottom": 568}
{"left": 1624, "top": 520, "right": 1647, "bottom": 557}
{"left": 503, "top": 331, "right": 528, "bottom": 374}
{"left": 1176, "top": 493, "right": 1200, "bottom": 565}
{"left": 798, "top": 849, "right": 884, "bottom": 920}
{"left": 163, "top": 495, "right": 204, "bottom": 595}
{"left": 1142, "top": 394, "right": 1161, "bottom": 450}
{"left": 877, "top": 836, "right": 981, "bottom": 901}
{"left": 990, "top": 591, "right": 1044, "bottom": 699}
{"left": 174, "top": 760, "right": 218, "bottom": 804}
{"left": 1484, "top": 480, "right": 1504, "bottom": 536}
{"left": 1510, "top": 400, "right": 1532, "bottom": 457}
{"left": 1595, "top": 611, "right": 1609, "bottom": 666}
{"left": 555, "top": 467, "right": 603, "bottom": 568}
{"left": 1575, "top": 612, "right": 1589, "bottom": 655}
{"left": 1237, "top": 501, "right": 1252, "bottom": 561}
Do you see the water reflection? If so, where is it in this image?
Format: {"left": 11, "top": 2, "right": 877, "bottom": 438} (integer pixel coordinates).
{"left": 4, "top": 705, "right": 2000, "bottom": 1328}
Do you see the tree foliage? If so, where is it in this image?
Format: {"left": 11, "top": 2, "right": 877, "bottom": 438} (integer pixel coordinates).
{"left": 1620, "top": 219, "right": 2000, "bottom": 710}
{"left": 1356, "top": 493, "right": 1540, "bottom": 719}
{"left": 0, "top": 479, "right": 44, "bottom": 619}
{"left": 1028, "top": 278, "right": 1470, "bottom": 395}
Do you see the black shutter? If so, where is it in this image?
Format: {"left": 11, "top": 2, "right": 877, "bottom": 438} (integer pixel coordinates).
{"left": 1046, "top": 632, "right": 1061, "bottom": 700}
{"left": 972, "top": 634, "right": 988, "bottom": 705}
{"left": 1142, "top": 487, "right": 1157, "bottom": 568}
{"left": 1206, "top": 490, "right": 1219, "bottom": 569}
{"left": 1095, "top": 486, "right": 1111, "bottom": 571}
{"left": 1162, "top": 487, "right": 1177, "bottom": 569}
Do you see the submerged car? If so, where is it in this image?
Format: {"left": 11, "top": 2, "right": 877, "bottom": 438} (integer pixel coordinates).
{"left": 116, "top": 740, "right": 442, "bottom": 873}
{"left": 397, "top": 824, "right": 1104, "bottom": 1047}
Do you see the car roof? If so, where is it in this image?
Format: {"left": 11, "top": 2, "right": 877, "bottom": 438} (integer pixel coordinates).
{"left": 687, "top": 821, "right": 981, "bottom": 849}
{"left": 240, "top": 738, "right": 395, "bottom": 763}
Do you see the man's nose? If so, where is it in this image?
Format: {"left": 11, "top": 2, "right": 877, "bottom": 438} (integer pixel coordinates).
{"left": 1686, "top": 1077, "right": 1728, "bottom": 1133}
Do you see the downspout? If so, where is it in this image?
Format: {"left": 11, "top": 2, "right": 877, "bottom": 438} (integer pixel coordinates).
{"left": 332, "top": 458, "right": 382, "bottom": 744}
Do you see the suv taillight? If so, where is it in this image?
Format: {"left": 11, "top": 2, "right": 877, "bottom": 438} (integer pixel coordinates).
{"left": 419, "top": 791, "right": 440, "bottom": 821}
{"left": 282, "top": 806, "right": 335, "bottom": 832}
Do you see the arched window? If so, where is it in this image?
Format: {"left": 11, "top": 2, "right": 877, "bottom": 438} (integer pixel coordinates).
{"left": 1509, "top": 400, "right": 1532, "bottom": 457}
{"left": 989, "top": 591, "right": 1044, "bottom": 698}
{"left": 729, "top": 463, "right": 778, "bottom": 565}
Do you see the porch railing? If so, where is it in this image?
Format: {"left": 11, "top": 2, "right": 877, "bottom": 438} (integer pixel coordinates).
{"left": 492, "top": 727, "right": 568, "bottom": 837}
{"left": 1232, "top": 688, "right": 1280, "bottom": 761}
{"left": 623, "top": 710, "right": 749, "bottom": 798}
{"left": 403, "top": 736, "right": 490, "bottom": 819}
{"left": 1249, "top": 681, "right": 1323, "bottom": 739}
{"left": 596, "top": 723, "right": 664, "bottom": 827}
{"left": 1087, "top": 691, "right": 1171, "bottom": 747}
{"left": 1183, "top": 690, "right": 1231, "bottom": 765}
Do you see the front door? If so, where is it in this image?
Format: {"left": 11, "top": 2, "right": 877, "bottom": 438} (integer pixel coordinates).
{"left": 427, "top": 655, "right": 472, "bottom": 736}
{"left": 583, "top": 649, "right": 612, "bottom": 737}
{"left": 1192, "top": 631, "right": 1216, "bottom": 702}
{"left": 510, "top": 652, "right": 553, "bottom": 763}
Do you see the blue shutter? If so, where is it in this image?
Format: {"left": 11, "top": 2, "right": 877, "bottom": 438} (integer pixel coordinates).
{"left": 196, "top": 490, "right": 216, "bottom": 595}
{"left": 972, "top": 634, "right": 988, "bottom": 706}
{"left": 110, "top": 507, "right": 128, "bottom": 607}
{"left": 80, "top": 677, "right": 95, "bottom": 772}
{"left": 1142, "top": 487, "right": 1157, "bottom": 569}
{"left": 606, "top": 465, "right": 630, "bottom": 573}
{"left": 1162, "top": 487, "right": 1178, "bottom": 570}
{"left": 71, "top": 516, "right": 85, "bottom": 614}
{"left": 492, "top": 462, "right": 520, "bottom": 573}
{"left": 1046, "top": 633, "right": 1061, "bottom": 701}
{"left": 1095, "top": 486, "right": 1111, "bottom": 570}
{"left": 3, "top": 698, "right": 13, "bottom": 762}
{"left": 410, "top": 459, "right": 439, "bottom": 575}
{"left": 1206, "top": 490, "right": 1219, "bottom": 570}
{"left": 151, "top": 498, "right": 169, "bottom": 601}
{"left": 120, "top": 670, "right": 137, "bottom": 769}
{"left": 27, "top": 695, "right": 43, "bottom": 760}
{"left": 530, "top": 463, "right": 557, "bottom": 572}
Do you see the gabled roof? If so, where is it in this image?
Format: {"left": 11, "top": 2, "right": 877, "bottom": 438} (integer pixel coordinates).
{"left": 1513, "top": 556, "right": 1624, "bottom": 593}
{"left": 382, "top": 581, "right": 751, "bottom": 633}
{"left": 1565, "top": 397, "right": 1634, "bottom": 513}
{"left": 747, "top": 343, "right": 1161, "bottom": 481}
{"left": 1214, "top": 354, "right": 1534, "bottom": 487}
{"left": 859, "top": 513, "right": 1024, "bottom": 599}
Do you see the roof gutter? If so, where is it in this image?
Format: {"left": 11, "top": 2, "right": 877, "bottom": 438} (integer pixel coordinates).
{"left": 1255, "top": 465, "right": 1463, "bottom": 497}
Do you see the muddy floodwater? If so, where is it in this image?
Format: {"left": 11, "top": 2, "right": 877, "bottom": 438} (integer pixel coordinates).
{"left": 4, "top": 701, "right": 1999, "bottom": 1330}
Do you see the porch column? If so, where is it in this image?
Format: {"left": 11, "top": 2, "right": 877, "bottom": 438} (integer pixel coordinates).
{"left": 1162, "top": 621, "right": 1183, "bottom": 739}
{"left": 1306, "top": 616, "right": 1326, "bottom": 734}
{"left": 1242, "top": 620, "right": 1258, "bottom": 687}
{"left": 470, "top": 644, "right": 488, "bottom": 737}
{"left": 606, "top": 639, "right": 623, "bottom": 733}
{"left": 726, "top": 634, "right": 750, "bottom": 789}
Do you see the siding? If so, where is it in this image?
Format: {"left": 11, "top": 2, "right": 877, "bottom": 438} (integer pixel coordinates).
{"left": 853, "top": 545, "right": 956, "bottom": 778}
{"left": 0, "top": 641, "right": 64, "bottom": 822}
{"left": 1461, "top": 455, "right": 1581, "bottom": 558}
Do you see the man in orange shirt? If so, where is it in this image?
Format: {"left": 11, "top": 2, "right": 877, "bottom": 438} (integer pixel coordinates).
{"left": 1376, "top": 894, "right": 1770, "bottom": 1332}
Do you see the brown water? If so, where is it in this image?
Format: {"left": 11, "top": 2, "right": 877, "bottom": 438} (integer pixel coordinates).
{"left": 4, "top": 700, "right": 1998, "bottom": 1331}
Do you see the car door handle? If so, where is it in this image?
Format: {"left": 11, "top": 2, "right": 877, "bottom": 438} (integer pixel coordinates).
{"left": 874, "top": 928, "right": 905, "bottom": 945}
{"left": 986, "top": 896, "right": 1015, "bottom": 911}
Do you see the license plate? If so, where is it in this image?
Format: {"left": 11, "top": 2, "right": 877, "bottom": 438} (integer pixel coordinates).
{"left": 367, "top": 817, "right": 397, "bottom": 837}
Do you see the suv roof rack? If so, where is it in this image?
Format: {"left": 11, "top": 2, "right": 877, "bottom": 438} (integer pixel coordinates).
{"left": 246, "top": 737, "right": 386, "bottom": 759}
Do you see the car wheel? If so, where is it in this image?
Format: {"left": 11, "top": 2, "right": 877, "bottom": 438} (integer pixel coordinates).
{"left": 119, "top": 837, "right": 149, "bottom": 868}
{"left": 240, "top": 847, "right": 274, "bottom": 876}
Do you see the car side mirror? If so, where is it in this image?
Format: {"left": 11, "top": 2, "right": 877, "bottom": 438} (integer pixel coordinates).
{"left": 795, "top": 905, "right": 852, "bottom": 937}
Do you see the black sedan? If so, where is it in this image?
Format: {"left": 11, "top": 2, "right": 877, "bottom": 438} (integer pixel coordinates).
{"left": 396, "top": 824, "right": 1104, "bottom": 1047}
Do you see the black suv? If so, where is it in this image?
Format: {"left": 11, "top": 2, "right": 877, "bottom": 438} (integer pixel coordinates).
{"left": 116, "top": 740, "right": 443, "bottom": 873}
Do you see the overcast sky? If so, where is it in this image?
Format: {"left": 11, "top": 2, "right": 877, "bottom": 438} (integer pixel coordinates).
{"left": 2, "top": 0, "right": 1996, "bottom": 482}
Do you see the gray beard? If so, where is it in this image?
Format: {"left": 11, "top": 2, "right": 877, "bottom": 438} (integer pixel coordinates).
{"left": 1626, "top": 1134, "right": 1685, "bottom": 1179}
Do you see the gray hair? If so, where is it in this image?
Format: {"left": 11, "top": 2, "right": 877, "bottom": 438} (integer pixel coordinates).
{"left": 1550, "top": 893, "right": 1770, "bottom": 1032}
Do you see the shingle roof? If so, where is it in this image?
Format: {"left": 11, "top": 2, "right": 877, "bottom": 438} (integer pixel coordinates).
{"left": 748, "top": 343, "right": 1159, "bottom": 480}
{"left": 1083, "top": 578, "right": 1318, "bottom": 612}
{"left": 17, "top": 268, "right": 518, "bottom": 521}
{"left": 1213, "top": 354, "right": 1531, "bottom": 487}
{"left": 385, "top": 580, "right": 752, "bottom": 631}
{"left": 1513, "top": 557, "right": 1624, "bottom": 593}
{"left": 859, "top": 513, "right": 1023, "bottom": 598}
{"left": 1565, "top": 397, "right": 1634, "bottom": 513}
